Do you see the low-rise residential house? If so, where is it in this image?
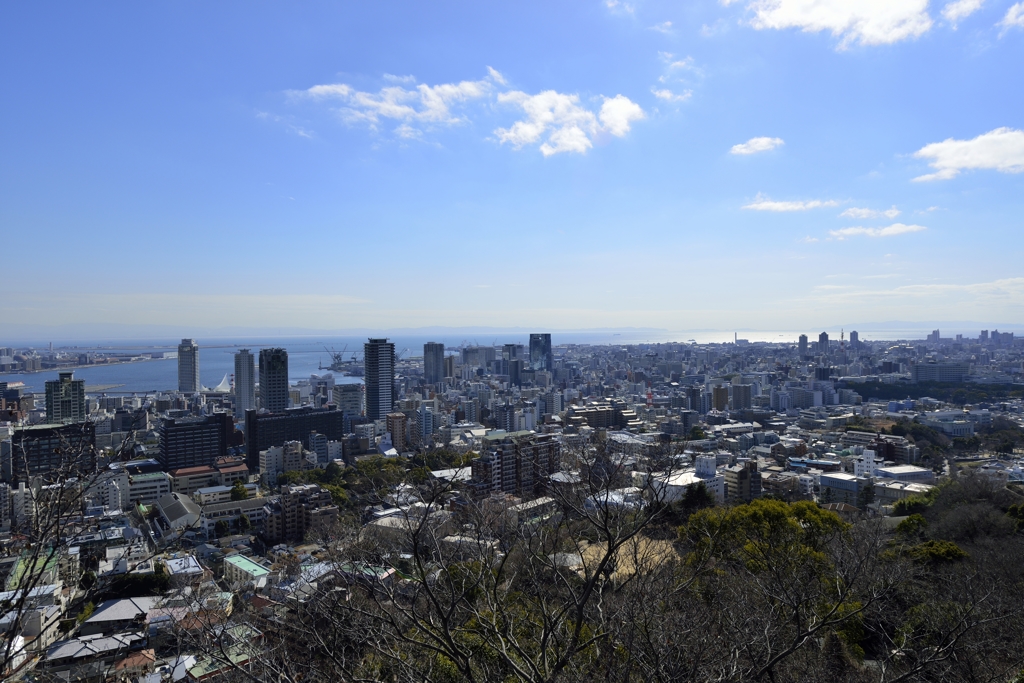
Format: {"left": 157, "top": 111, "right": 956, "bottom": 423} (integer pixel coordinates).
{"left": 223, "top": 554, "right": 272, "bottom": 589}
{"left": 78, "top": 597, "right": 161, "bottom": 637}
{"left": 42, "top": 632, "right": 148, "bottom": 681}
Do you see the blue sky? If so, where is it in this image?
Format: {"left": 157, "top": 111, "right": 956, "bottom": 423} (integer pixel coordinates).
{"left": 2, "top": 1, "right": 1022, "bottom": 336}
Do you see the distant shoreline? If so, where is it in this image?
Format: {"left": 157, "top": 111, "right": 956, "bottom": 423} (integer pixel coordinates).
{"left": 4, "top": 355, "right": 171, "bottom": 376}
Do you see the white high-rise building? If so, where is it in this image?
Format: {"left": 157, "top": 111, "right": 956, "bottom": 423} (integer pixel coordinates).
{"left": 234, "top": 349, "right": 256, "bottom": 417}
{"left": 12, "top": 482, "right": 35, "bottom": 529}
{"left": 178, "top": 339, "right": 200, "bottom": 393}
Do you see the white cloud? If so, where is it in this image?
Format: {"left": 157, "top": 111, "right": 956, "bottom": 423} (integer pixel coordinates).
{"left": 912, "top": 127, "right": 1024, "bottom": 181}
{"left": 606, "top": 0, "right": 636, "bottom": 13}
{"left": 487, "top": 66, "right": 507, "bottom": 85}
{"left": 599, "top": 95, "right": 646, "bottom": 136}
{"left": 256, "top": 111, "right": 314, "bottom": 138}
{"left": 941, "top": 0, "right": 983, "bottom": 26}
{"left": 650, "top": 21, "right": 674, "bottom": 33}
{"left": 659, "top": 52, "right": 701, "bottom": 73}
{"left": 744, "top": 0, "right": 933, "bottom": 48}
{"left": 302, "top": 70, "right": 503, "bottom": 128}
{"left": 840, "top": 206, "right": 901, "bottom": 219}
{"left": 829, "top": 223, "right": 927, "bottom": 239}
{"left": 799, "top": 236, "right": 820, "bottom": 243}
{"left": 1000, "top": 2, "right": 1024, "bottom": 29}
{"left": 730, "top": 136, "right": 784, "bottom": 155}
{"left": 742, "top": 193, "right": 839, "bottom": 211}
{"left": 652, "top": 88, "right": 693, "bottom": 102}
{"left": 300, "top": 68, "right": 643, "bottom": 155}
{"left": 383, "top": 74, "right": 417, "bottom": 84}
{"left": 495, "top": 91, "right": 644, "bottom": 156}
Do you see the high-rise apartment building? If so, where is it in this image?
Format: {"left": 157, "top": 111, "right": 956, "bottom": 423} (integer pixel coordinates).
{"left": 725, "top": 461, "right": 762, "bottom": 503}
{"left": 234, "top": 349, "right": 256, "bottom": 418}
{"left": 423, "top": 342, "right": 444, "bottom": 385}
{"left": 849, "top": 330, "right": 859, "bottom": 349}
{"left": 529, "top": 333, "right": 553, "bottom": 372}
{"left": 470, "top": 432, "right": 560, "bottom": 499}
{"left": 259, "top": 348, "right": 290, "bottom": 413}
{"left": 731, "top": 384, "right": 753, "bottom": 410}
{"left": 364, "top": 338, "right": 395, "bottom": 421}
{"left": 818, "top": 332, "right": 830, "bottom": 355}
{"left": 263, "top": 484, "right": 339, "bottom": 543}
{"left": 712, "top": 386, "right": 730, "bottom": 412}
{"left": 798, "top": 334, "right": 808, "bottom": 357}
{"left": 443, "top": 355, "right": 456, "bottom": 379}
{"left": 386, "top": 412, "right": 408, "bottom": 453}
{"left": 177, "top": 339, "right": 200, "bottom": 393}
{"left": 45, "top": 371, "right": 85, "bottom": 424}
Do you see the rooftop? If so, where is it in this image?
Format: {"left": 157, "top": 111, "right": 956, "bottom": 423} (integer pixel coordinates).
{"left": 224, "top": 555, "right": 270, "bottom": 577}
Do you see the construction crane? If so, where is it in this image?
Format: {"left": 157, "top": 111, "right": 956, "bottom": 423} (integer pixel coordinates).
{"left": 396, "top": 348, "right": 411, "bottom": 360}
{"left": 320, "top": 344, "right": 351, "bottom": 371}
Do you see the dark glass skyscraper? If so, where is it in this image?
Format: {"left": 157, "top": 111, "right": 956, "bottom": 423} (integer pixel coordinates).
{"left": 365, "top": 338, "right": 395, "bottom": 421}
{"left": 529, "top": 333, "right": 552, "bottom": 372}
{"left": 177, "top": 338, "right": 200, "bottom": 393}
{"left": 423, "top": 342, "right": 444, "bottom": 385}
{"left": 234, "top": 349, "right": 256, "bottom": 417}
{"left": 259, "top": 348, "right": 290, "bottom": 413}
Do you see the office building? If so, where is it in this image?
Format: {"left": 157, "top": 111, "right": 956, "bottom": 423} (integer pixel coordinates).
{"left": 44, "top": 372, "right": 85, "bottom": 424}
{"left": 6, "top": 423, "right": 96, "bottom": 481}
{"left": 423, "top": 342, "right": 445, "bottom": 385}
{"left": 364, "top": 338, "right": 395, "bottom": 421}
{"left": 234, "top": 349, "right": 256, "bottom": 418}
{"left": 177, "top": 339, "right": 200, "bottom": 393}
{"left": 0, "top": 482, "right": 9, "bottom": 530}
{"left": 911, "top": 362, "right": 970, "bottom": 383}
{"left": 508, "top": 359, "right": 524, "bottom": 387}
{"left": 417, "top": 405, "right": 439, "bottom": 446}
{"left": 529, "top": 333, "right": 553, "bottom": 372}
{"left": 332, "top": 382, "right": 363, "bottom": 426}
{"left": 798, "top": 334, "right": 808, "bottom": 357}
{"left": 849, "top": 330, "right": 859, "bottom": 349}
{"left": 244, "top": 405, "right": 345, "bottom": 470}
{"left": 820, "top": 473, "right": 869, "bottom": 507}
{"left": 259, "top": 348, "right": 289, "bottom": 412}
{"left": 443, "top": 355, "right": 456, "bottom": 379}
{"left": 818, "top": 332, "right": 829, "bottom": 355}
{"left": 157, "top": 412, "right": 234, "bottom": 470}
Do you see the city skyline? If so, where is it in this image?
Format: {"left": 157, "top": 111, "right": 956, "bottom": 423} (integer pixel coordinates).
{"left": 1, "top": 2, "right": 1022, "bottom": 333}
